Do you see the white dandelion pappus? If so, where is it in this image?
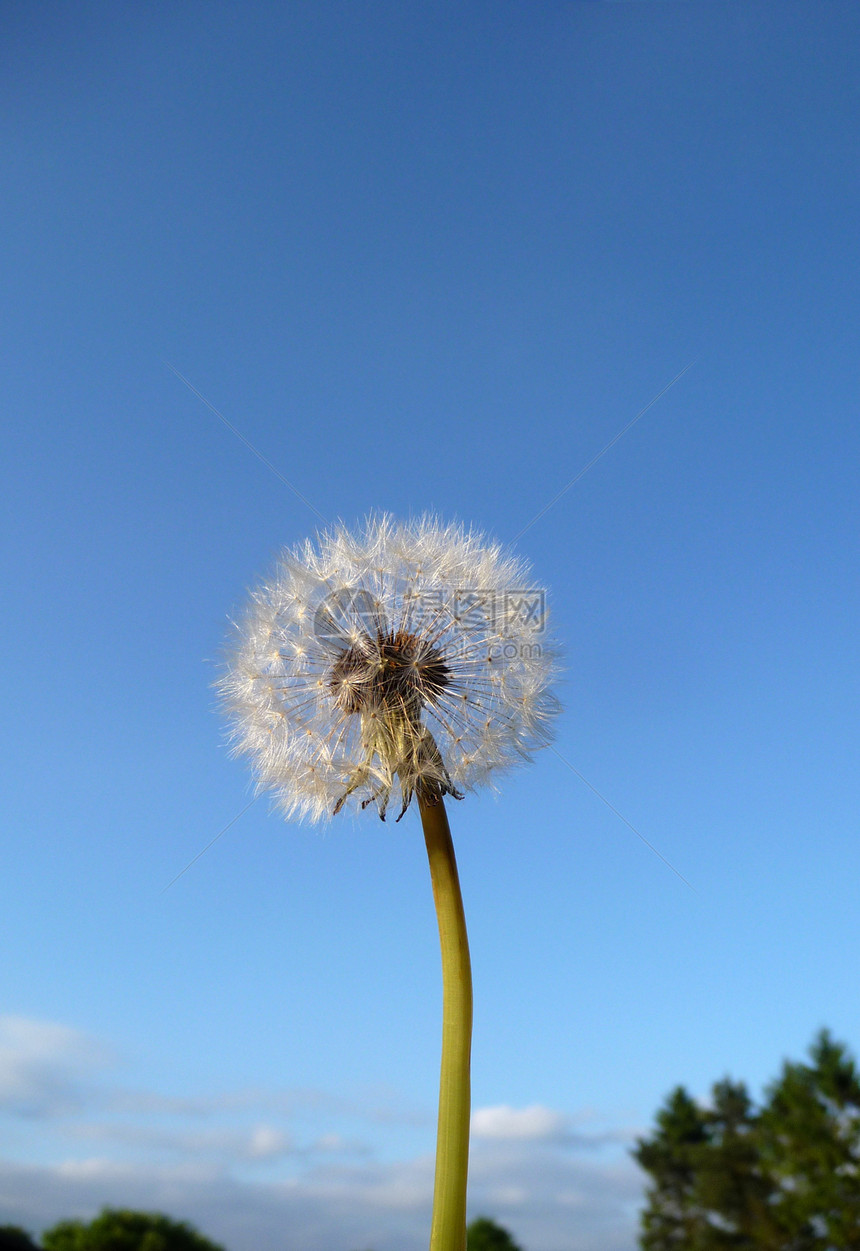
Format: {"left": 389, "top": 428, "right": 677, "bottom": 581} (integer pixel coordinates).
{"left": 219, "top": 515, "right": 560, "bottom": 823}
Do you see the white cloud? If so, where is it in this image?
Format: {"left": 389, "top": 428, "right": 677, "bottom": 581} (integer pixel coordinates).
{"left": 0, "top": 1018, "right": 645, "bottom": 1250}
{"left": 65, "top": 1120, "right": 293, "bottom": 1163}
{"left": 0, "top": 1015, "right": 111, "bottom": 1117}
{"left": 467, "top": 1142, "right": 643, "bottom": 1251}
{"left": 247, "top": 1125, "right": 290, "bottom": 1159}
{"left": 105, "top": 1083, "right": 427, "bottom": 1125}
{"left": 308, "top": 1131, "right": 369, "bottom": 1156}
{"left": 471, "top": 1104, "right": 568, "bottom": 1141}
{"left": 0, "top": 1143, "right": 644, "bottom": 1251}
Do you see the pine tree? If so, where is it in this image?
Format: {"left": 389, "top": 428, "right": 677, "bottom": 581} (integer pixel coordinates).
{"left": 635, "top": 1031, "right": 860, "bottom": 1251}
{"left": 634, "top": 1086, "right": 710, "bottom": 1249}
{"left": 759, "top": 1030, "right": 860, "bottom": 1249}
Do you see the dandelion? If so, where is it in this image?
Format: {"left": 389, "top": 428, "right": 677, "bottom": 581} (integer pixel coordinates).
{"left": 220, "top": 515, "right": 558, "bottom": 823}
{"left": 219, "top": 514, "right": 560, "bottom": 1251}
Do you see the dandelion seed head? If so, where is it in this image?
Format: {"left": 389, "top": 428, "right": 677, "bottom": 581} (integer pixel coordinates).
{"left": 219, "top": 514, "right": 561, "bottom": 824}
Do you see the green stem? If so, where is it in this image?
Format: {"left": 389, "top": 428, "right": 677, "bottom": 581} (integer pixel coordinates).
{"left": 420, "top": 795, "right": 473, "bottom": 1251}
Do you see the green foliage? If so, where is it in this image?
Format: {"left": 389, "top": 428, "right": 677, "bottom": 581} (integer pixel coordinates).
{"left": 466, "top": 1216, "right": 523, "bottom": 1251}
{"left": 40, "top": 1210, "right": 224, "bottom": 1251}
{"left": 634, "top": 1029, "right": 860, "bottom": 1250}
{"left": 0, "top": 1228, "right": 42, "bottom": 1251}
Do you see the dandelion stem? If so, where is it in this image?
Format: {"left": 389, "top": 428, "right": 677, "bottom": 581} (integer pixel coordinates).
{"left": 421, "top": 796, "right": 472, "bottom": 1251}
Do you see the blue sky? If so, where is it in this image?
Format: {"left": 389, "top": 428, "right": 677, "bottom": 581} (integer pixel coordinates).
{"left": 2, "top": 2, "right": 859, "bottom": 1248}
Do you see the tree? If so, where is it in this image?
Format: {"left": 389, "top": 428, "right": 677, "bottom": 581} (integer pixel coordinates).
{"left": 634, "top": 1030, "right": 860, "bottom": 1250}
{"left": 0, "top": 1229, "right": 42, "bottom": 1251}
{"left": 40, "top": 1210, "right": 225, "bottom": 1251}
{"left": 466, "top": 1216, "right": 523, "bottom": 1251}
{"left": 758, "top": 1030, "right": 860, "bottom": 1249}
{"left": 634, "top": 1085, "right": 712, "bottom": 1249}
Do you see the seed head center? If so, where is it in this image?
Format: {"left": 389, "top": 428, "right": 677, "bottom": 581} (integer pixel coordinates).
{"left": 329, "top": 629, "right": 450, "bottom": 717}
